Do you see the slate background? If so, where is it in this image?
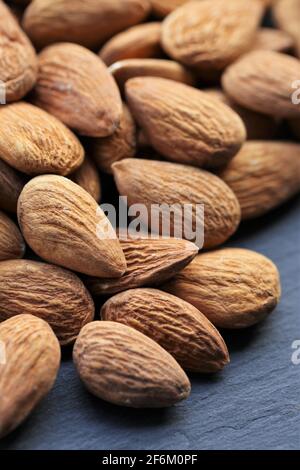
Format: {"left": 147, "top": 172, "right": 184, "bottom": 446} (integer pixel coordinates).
{"left": 1, "top": 190, "right": 300, "bottom": 451}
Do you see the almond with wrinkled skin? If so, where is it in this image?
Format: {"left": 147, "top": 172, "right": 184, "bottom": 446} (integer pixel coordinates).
{"left": 0, "top": 103, "right": 84, "bottom": 176}
{"left": 0, "top": 211, "right": 25, "bottom": 261}
{"left": 90, "top": 104, "right": 136, "bottom": 174}
{"left": 110, "top": 58, "right": 195, "bottom": 92}
{"left": 73, "top": 321, "right": 191, "bottom": 408}
{"left": 101, "top": 288, "right": 229, "bottom": 373}
{"left": 113, "top": 159, "right": 241, "bottom": 249}
{"left": 87, "top": 235, "right": 198, "bottom": 295}
{"left": 273, "top": 0, "right": 300, "bottom": 57}
{"left": 23, "top": 0, "right": 151, "bottom": 50}
{"left": 71, "top": 157, "right": 101, "bottom": 203}
{"left": 0, "top": 314, "right": 60, "bottom": 439}
{"left": 0, "top": 0, "right": 37, "bottom": 102}
{"left": 0, "top": 160, "right": 25, "bottom": 213}
{"left": 219, "top": 141, "right": 300, "bottom": 220}
{"left": 100, "top": 22, "right": 162, "bottom": 66}
{"left": 252, "top": 28, "right": 294, "bottom": 53}
{"left": 205, "top": 89, "right": 277, "bottom": 140}
{"left": 161, "top": 0, "right": 264, "bottom": 74}
{"left": 0, "top": 260, "right": 94, "bottom": 345}
{"left": 222, "top": 51, "right": 300, "bottom": 119}
{"left": 17, "top": 175, "right": 126, "bottom": 277}
{"left": 125, "top": 77, "right": 246, "bottom": 168}
{"left": 32, "top": 43, "right": 122, "bottom": 137}
{"left": 163, "top": 248, "right": 281, "bottom": 329}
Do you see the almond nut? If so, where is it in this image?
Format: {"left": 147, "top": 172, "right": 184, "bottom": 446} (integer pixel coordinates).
{"left": 70, "top": 156, "right": 101, "bottom": 203}
{"left": 0, "top": 159, "right": 25, "bottom": 213}
{"left": 0, "top": 211, "right": 25, "bottom": 261}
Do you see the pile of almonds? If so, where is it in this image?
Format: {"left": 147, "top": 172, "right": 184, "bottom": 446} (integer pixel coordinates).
{"left": 0, "top": 0, "right": 299, "bottom": 439}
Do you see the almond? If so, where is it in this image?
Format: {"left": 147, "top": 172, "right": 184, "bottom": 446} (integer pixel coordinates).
{"left": 73, "top": 321, "right": 191, "bottom": 408}
{"left": 0, "top": 159, "right": 25, "bottom": 213}
{"left": 273, "top": 0, "right": 300, "bottom": 57}
{"left": 100, "top": 22, "right": 162, "bottom": 66}
{"left": 219, "top": 141, "right": 300, "bottom": 220}
{"left": 205, "top": 89, "right": 277, "bottom": 140}
{"left": 90, "top": 103, "right": 136, "bottom": 174}
{"left": 0, "top": 102, "right": 84, "bottom": 176}
{"left": 0, "top": 0, "right": 37, "bottom": 102}
{"left": 163, "top": 248, "right": 281, "bottom": 329}
{"left": 0, "top": 260, "right": 94, "bottom": 345}
{"left": 125, "top": 77, "right": 246, "bottom": 168}
{"left": 101, "top": 288, "right": 229, "bottom": 373}
{"left": 252, "top": 28, "right": 294, "bottom": 53}
{"left": 71, "top": 156, "right": 101, "bottom": 203}
{"left": 32, "top": 43, "right": 122, "bottom": 137}
{"left": 87, "top": 235, "right": 198, "bottom": 295}
{"left": 17, "top": 175, "right": 127, "bottom": 277}
{"left": 222, "top": 51, "right": 300, "bottom": 119}
{"left": 150, "top": 0, "right": 189, "bottom": 17}
{"left": 23, "top": 0, "right": 151, "bottom": 50}
{"left": 110, "top": 58, "right": 195, "bottom": 92}
{"left": 112, "top": 159, "right": 241, "bottom": 249}
{"left": 0, "top": 211, "right": 25, "bottom": 261}
{"left": 161, "top": 0, "right": 263, "bottom": 74}
{"left": 0, "top": 314, "right": 60, "bottom": 438}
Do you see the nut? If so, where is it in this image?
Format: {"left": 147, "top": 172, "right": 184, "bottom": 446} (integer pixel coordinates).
{"left": 0, "top": 211, "right": 25, "bottom": 261}
{"left": 0, "top": 159, "right": 25, "bottom": 213}
{"left": 70, "top": 156, "right": 101, "bottom": 203}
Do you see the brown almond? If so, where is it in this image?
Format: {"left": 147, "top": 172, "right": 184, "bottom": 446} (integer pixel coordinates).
{"left": 32, "top": 43, "right": 122, "bottom": 137}
{"left": 23, "top": 0, "right": 151, "bottom": 50}
{"left": 0, "top": 160, "right": 25, "bottom": 213}
{"left": 110, "top": 58, "right": 195, "bottom": 92}
{"left": 112, "top": 159, "right": 241, "bottom": 249}
{"left": 163, "top": 248, "right": 281, "bottom": 329}
{"left": 125, "top": 77, "right": 246, "bottom": 168}
{"left": 73, "top": 321, "right": 191, "bottom": 408}
{"left": 90, "top": 104, "right": 136, "bottom": 174}
{"left": 0, "top": 314, "right": 60, "bottom": 439}
{"left": 100, "top": 22, "right": 162, "bottom": 66}
{"left": 101, "top": 288, "right": 229, "bottom": 373}
{"left": 252, "top": 28, "right": 294, "bottom": 53}
{"left": 273, "top": 0, "right": 300, "bottom": 57}
{"left": 219, "top": 141, "right": 300, "bottom": 220}
{"left": 0, "top": 103, "right": 84, "bottom": 176}
{"left": 161, "top": 0, "right": 264, "bottom": 73}
{"left": 87, "top": 235, "right": 198, "bottom": 295}
{"left": 0, "top": 0, "right": 37, "bottom": 102}
{"left": 17, "top": 175, "right": 127, "bottom": 277}
{"left": 0, "top": 260, "right": 94, "bottom": 345}
{"left": 0, "top": 211, "right": 25, "bottom": 261}
{"left": 150, "top": 0, "right": 189, "bottom": 17}
{"left": 70, "top": 156, "right": 101, "bottom": 203}
{"left": 222, "top": 50, "right": 300, "bottom": 119}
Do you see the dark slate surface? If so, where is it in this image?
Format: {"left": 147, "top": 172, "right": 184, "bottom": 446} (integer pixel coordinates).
{"left": 1, "top": 194, "right": 300, "bottom": 451}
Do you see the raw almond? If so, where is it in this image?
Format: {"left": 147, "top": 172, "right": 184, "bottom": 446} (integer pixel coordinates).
{"left": 161, "top": 0, "right": 264, "bottom": 74}
{"left": 101, "top": 288, "right": 229, "bottom": 373}
{"left": 112, "top": 159, "right": 241, "bottom": 249}
{"left": 204, "top": 89, "right": 277, "bottom": 140}
{"left": 23, "top": 0, "right": 151, "bottom": 50}
{"left": 17, "top": 175, "right": 127, "bottom": 277}
{"left": 163, "top": 248, "right": 281, "bottom": 329}
{"left": 0, "top": 314, "right": 60, "bottom": 439}
{"left": 273, "top": 0, "right": 300, "bottom": 57}
{"left": 0, "top": 211, "right": 25, "bottom": 261}
{"left": 0, "top": 102, "right": 84, "bottom": 176}
{"left": 110, "top": 58, "right": 195, "bottom": 92}
{"left": 219, "top": 141, "right": 300, "bottom": 220}
{"left": 252, "top": 28, "right": 294, "bottom": 53}
{"left": 73, "top": 321, "right": 191, "bottom": 408}
{"left": 150, "top": 0, "right": 189, "bottom": 17}
{"left": 0, "top": 0, "right": 37, "bottom": 102}
{"left": 71, "top": 156, "right": 101, "bottom": 203}
{"left": 32, "top": 43, "right": 122, "bottom": 137}
{"left": 87, "top": 235, "right": 198, "bottom": 295}
{"left": 0, "top": 260, "right": 94, "bottom": 345}
{"left": 90, "top": 103, "right": 136, "bottom": 174}
{"left": 222, "top": 50, "right": 300, "bottom": 119}
{"left": 125, "top": 77, "right": 246, "bottom": 168}
{"left": 0, "top": 159, "right": 25, "bottom": 213}
{"left": 100, "top": 22, "right": 162, "bottom": 66}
